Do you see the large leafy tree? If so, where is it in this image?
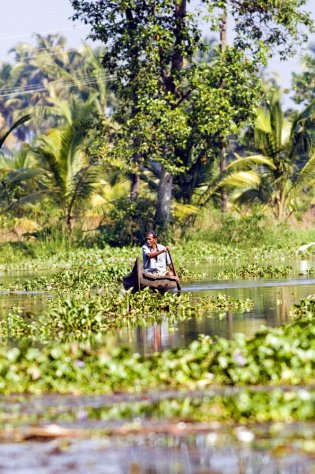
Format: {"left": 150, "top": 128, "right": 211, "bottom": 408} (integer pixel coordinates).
{"left": 71, "top": 0, "right": 202, "bottom": 228}
{"left": 209, "top": 92, "right": 315, "bottom": 220}
{"left": 70, "top": 0, "right": 312, "bottom": 230}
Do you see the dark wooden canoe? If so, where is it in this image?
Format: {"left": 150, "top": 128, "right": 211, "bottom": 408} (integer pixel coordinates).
{"left": 123, "top": 257, "right": 179, "bottom": 292}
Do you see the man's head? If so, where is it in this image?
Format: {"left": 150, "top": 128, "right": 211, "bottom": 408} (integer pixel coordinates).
{"left": 145, "top": 231, "right": 158, "bottom": 248}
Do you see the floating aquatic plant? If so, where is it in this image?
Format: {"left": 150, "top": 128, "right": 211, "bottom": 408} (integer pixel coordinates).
{"left": 215, "top": 264, "right": 293, "bottom": 280}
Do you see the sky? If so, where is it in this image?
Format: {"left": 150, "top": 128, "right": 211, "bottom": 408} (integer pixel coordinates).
{"left": 1, "top": 0, "right": 315, "bottom": 108}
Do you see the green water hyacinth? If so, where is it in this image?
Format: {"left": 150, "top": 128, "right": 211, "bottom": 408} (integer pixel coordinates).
{"left": 0, "top": 307, "right": 314, "bottom": 395}
{"left": 291, "top": 295, "right": 315, "bottom": 318}
{"left": 71, "top": 388, "right": 315, "bottom": 423}
{"left": 0, "top": 266, "right": 130, "bottom": 293}
{"left": 0, "top": 291, "right": 254, "bottom": 342}
{"left": 1, "top": 387, "right": 315, "bottom": 425}
{"left": 0, "top": 266, "right": 206, "bottom": 294}
{"left": 215, "top": 264, "right": 292, "bottom": 280}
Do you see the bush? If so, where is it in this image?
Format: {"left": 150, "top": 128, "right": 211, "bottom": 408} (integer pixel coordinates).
{"left": 94, "top": 197, "right": 156, "bottom": 247}
{"left": 186, "top": 208, "right": 315, "bottom": 249}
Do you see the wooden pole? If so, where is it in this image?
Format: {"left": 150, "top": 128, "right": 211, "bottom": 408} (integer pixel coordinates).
{"left": 168, "top": 250, "right": 181, "bottom": 291}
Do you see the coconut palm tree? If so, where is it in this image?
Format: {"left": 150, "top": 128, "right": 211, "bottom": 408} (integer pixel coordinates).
{"left": 31, "top": 122, "right": 99, "bottom": 232}
{"left": 205, "top": 92, "right": 315, "bottom": 221}
{"left": 0, "top": 143, "right": 46, "bottom": 217}
{"left": 1, "top": 34, "right": 111, "bottom": 141}
{"left": 0, "top": 115, "right": 44, "bottom": 215}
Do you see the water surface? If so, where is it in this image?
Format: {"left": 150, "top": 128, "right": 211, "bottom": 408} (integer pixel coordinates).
{"left": 1, "top": 258, "right": 315, "bottom": 355}
{"left": 1, "top": 259, "right": 315, "bottom": 471}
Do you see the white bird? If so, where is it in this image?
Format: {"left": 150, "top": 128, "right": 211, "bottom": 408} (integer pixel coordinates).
{"left": 297, "top": 242, "right": 315, "bottom": 253}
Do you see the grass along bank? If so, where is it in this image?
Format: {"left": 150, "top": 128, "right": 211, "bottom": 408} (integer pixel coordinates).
{"left": 1, "top": 215, "right": 315, "bottom": 270}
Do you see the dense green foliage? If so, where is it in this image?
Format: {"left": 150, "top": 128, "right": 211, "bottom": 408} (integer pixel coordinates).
{"left": 69, "top": 0, "right": 313, "bottom": 228}
{"left": 0, "top": 15, "right": 314, "bottom": 235}
{"left": 203, "top": 92, "right": 315, "bottom": 219}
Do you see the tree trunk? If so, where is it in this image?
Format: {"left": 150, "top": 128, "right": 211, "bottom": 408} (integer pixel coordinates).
{"left": 171, "top": 0, "right": 186, "bottom": 73}
{"left": 154, "top": 0, "right": 186, "bottom": 227}
{"left": 129, "top": 172, "right": 140, "bottom": 201}
{"left": 219, "top": 7, "right": 228, "bottom": 213}
{"left": 65, "top": 210, "right": 72, "bottom": 233}
{"left": 155, "top": 166, "right": 173, "bottom": 229}
{"left": 220, "top": 141, "right": 228, "bottom": 212}
{"left": 220, "top": 8, "right": 227, "bottom": 52}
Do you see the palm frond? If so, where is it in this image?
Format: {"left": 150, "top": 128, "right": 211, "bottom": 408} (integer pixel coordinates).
{"left": 289, "top": 151, "right": 315, "bottom": 198}
{"left": 234, "top": 188, "right": 270, "bottom": 206}
{"left": 198, "top": 157, "right": 267, "bottom": 207}
{"left": 217, "top": 170, "right": 261, "bottom": 189}
{"left": 270, "top": 97, "right": 283, "bottom": 151}
{"left": 173, "top": 203, "right": 199, "bottom": 222}
{"left": 31, "top": 147, "right": 65, "bottom": 193}
{"left": 59, "top": 124, "right": 75, "bottom": 168}
{"left": 67, "top": 165, "right": 99, "bottom": 216}
{"left": 0, "top": 191, "right": 48, "bottom": 215}
{"left": 294, "top": 96, "right": 315, "bottom": 123}
{"left": 5, "top": 168, "right": 42, "bottom": 185}
{"left": 0, "top": 114, "right": 31, "bottom": 148}
{"left": 227, "top": 154, "right": 276, "bottom": 172}
{"left": 255, "top": 107, "right": 271, "bottom": 134}
{"left": 0, "top": 155, "right": 11, "bottom": 170}
{"left": 281, "top": 119, "right": 292, "bottom": 146}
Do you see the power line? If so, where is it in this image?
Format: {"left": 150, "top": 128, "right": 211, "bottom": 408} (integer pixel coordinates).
{"left": 5, "top": 45, "right": 104, "bottom": 63}
{"left": 0, "top": 72, "right": 109, "bottom": 94}
{"left": 0, "top": 76, "right": 112, "bottom": 98}
{"left": 0, "top": 26, "right": 89, "bottom": 42}
{"left": 10, "top": 45, "right": 100, "bottom": 55}
{"left": 8, "top": 46, "right": 89, "bottom": 55}
{"left": 0, "top": 73, "right": 115, "bottom": 99}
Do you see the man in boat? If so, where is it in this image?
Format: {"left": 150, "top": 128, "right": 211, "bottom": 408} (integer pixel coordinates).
{"left": 142, "top": 231, "right": 175, "bottom": 276}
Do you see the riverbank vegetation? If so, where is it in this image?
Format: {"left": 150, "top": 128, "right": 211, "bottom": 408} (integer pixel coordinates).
{"left": 1, "top": 217, "right": 315, "bottom": 271}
